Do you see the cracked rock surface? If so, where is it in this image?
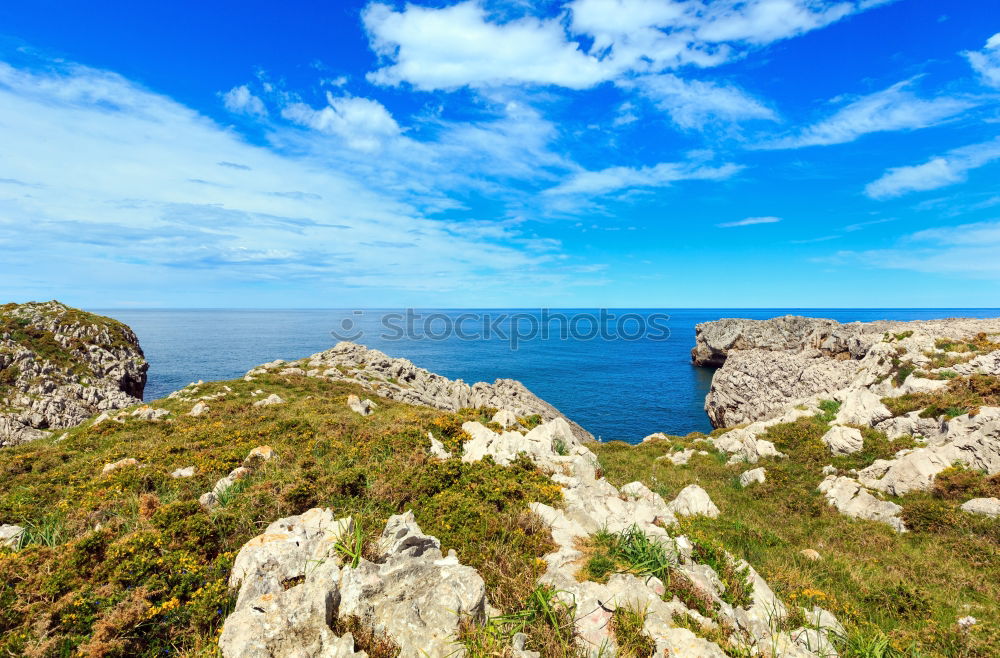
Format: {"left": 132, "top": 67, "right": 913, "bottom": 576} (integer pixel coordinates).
{"left": 0, "top": 301, "right": 147, "bottom": 446}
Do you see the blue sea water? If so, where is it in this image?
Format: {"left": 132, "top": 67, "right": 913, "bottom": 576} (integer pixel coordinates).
{"left": 93, "top": 308, "right": 1000, "bottom": 443}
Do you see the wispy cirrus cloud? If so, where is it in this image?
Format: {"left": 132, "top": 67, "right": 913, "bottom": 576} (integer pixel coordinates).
{"left": 964, "top": 32, "right": 1000, "bottom": 88}
{"left": 865, "top": 137, "right": 1000, "bottom": 199}
{"left": 833, "top": 220, "right": 1000, "bottom": 276}
{"left": 717, "top": 216, "right": 781, "bottom": 228}
{"left": 545, "top": 160, "right": 742, "bottom": 196}
{"left": 758, "top": 79, "right": 976, "bottom": 149}
{"left": 625, "top": 73, "right": 778, "bottom": 130}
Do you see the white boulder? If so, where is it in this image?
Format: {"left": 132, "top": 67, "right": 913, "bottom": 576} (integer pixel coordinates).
{"left": 739, "top": 467, "right": 766, "bottom": 487}
{"left": 821, "top": 425, "right": 864, "bottom": 455}
{"left": 817, "top": 475, "right": 906, "bottom": 532}
{"left": 346, "top": 394, "right": 374, "bottom": 416}
{"left": 960, "top": 497, "right": 1000, "bottom": 518}
{"left": 0, "top": 524, "right": 24, "bottom": 549}
{"left": 835, "top": 388, "right": 891, "bottom": 427}
{"left": 667, "top": 484, "right": 720, "bottom": 518}
{"left": 188, "top": 401, "right": 209, "bottom": 417}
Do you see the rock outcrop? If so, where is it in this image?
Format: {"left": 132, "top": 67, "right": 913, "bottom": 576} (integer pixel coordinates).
{"left": 455, "top": 417, "right": 830, "bottom": 656}
{"left": 219, "top": 397, "right": 840, "bottom": 656}
{"left": 244, "top": 341, "right": 593, "bottom": 442}
{"left": 693, "top": 315, "right": 1000, "bottom": 428}
{"left": 220, "top": 508, "right": 487, "bottom": 658}
{"left": 695, "top": 314, "right": 1000, "bottom": 530}
{"left": 0, "top": 301, "right": 147, "bottom": 446}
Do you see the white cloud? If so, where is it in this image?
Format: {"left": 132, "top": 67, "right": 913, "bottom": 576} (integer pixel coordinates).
{"left": 0, "top": 60, "right": 595, "bottom": 305}
{"left": 865, "top": 138, "right": 1000, "bottom": 198}
{"left": 717, "top": 216, "right": 781, "bottom": 227}
{"left": 364, "top": 0, "right": 894, "bottom": 91}
{"left": 546, "top": 160, "right": 741, "bottom": 196}
{"left": 834, "top": 220, "right": 1000, "bottom": 276}
{"left": 761, "top": 79, "right": 975, "bottom": 149}
{"left": 627, "top": 73, "right": 777, "bottom": 129}
{"left": 282, "top": 92, "right": 401, "bottom": 152}
{"left": 964, "top": 32, "right": 1000, "bottom": 88}
{"left": 363, "top": 2, "right": 608, "bottom": 90}
{"left": 222, "top": 84, "right": 268, "bottom": 117}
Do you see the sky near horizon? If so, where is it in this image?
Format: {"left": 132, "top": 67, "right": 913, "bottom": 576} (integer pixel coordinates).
{"left": 1, "top": 1, "right": 999, "bottom": 308}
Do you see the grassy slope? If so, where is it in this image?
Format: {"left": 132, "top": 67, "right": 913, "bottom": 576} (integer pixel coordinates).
{"left": 593, "top": 413, "right": 1000, "bottom": 658}
{"left": 3, "top": 365, "right": 999, "bottom": 657}
{"left": 0, "top": 373, "right": 561, "bottom": 657}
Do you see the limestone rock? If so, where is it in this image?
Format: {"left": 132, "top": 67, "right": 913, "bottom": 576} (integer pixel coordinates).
{"left": 252, "top": 394, "right": 285, "bottom": 407}
{"left": 692, "top": 315, "right": 1000, "bottom": 429}
{"left": 835, "top": 388, "right": 891, "bottom": 427}
{"left": 245, "top": 445, "right": 276, "bottom": 464}
{"left": 461, "top": 417, "right": 587, "bottom": 471}
{"left": 0, "top": 524, "right": 24, "bottom": 549}
{"left": 428, "top": 432, "right": 452, "bottom": 459}
{"left": 220, "top": 508, "right": 359, "bottom": 658}
{"left": 171, "top": 466, "right": 196, "bottom": 478}
{"left": 739, "top": 467, "right": 766, "bottom": 487}
{"left": 248, "top": 341, "right": 593, "bottom": 443}
{"left": 0, "top": 301, "right": 147, "bottom": 447}
{"left": 131, "top": 406, "right": 170, "bottom": 421}
{"left": 667, "top": 485, "right": 720, "bottom": 518}
{"left": 338, "top": 513, "right": 487, "bottom": 657}
{"left": 960, "top": 497, "right": 1000, "bottom": 518}
{"left": 705, "top": 348, "right": 859, "bottom": 428}
{"left": 799, "top": 549, "right": 821, "bottom": 561}
{"left": 102, "top": 457, "right": 138, "bottom": 475}
{"left": 491, "top": 409, "right": 521, "bottom": 429}
{"left": 189, "top": 402, "right": 209, "bottom": 417}
{"left": 822, "top": 426, "right": 864, "bottom": 455}
{"left": 229, "top": 509, "right": 353, "bottom": 610}
{"left": 858, "top": 414, "right": 1000, "bottom": 495}
{"left": 817, "top": 475, "right": 906, "bottom": 532}
{"left": 346, "top": 395, "right": 374, "bottom": 416}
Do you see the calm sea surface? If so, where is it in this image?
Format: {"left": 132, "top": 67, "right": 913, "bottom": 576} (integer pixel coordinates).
{"left": 93, "top": 309, "right": 1000, "bottom": 443}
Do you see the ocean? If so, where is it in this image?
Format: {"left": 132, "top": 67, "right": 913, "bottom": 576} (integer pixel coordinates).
{"left": 94, "top": 308, "right": 1000, "bottom": 443}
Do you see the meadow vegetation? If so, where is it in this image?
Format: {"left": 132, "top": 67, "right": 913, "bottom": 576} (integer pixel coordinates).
{"left": 0, "top": 373, "right": 561, "bottom": 657}
{"left": 593, "top": 409, "right": 1000, "bottom": 657}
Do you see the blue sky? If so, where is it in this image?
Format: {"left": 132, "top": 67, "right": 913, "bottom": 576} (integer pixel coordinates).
{"left": 0, "top": 0, "right": 998, "bottom": 308}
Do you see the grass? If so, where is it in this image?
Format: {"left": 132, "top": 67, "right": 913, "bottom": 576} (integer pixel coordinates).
{"left": 578, "top": 526, "right": 720, "bottom": 620}
{"left": 592, "top": 416, "right": 1000, "bottom": 657}
{"left": 611, "top": 606, "right": 655, "bottom": 657}
{"left": 882, "top": 375, "right": 1000, "bottom": 419}
{"left": 461, "top": 584, "right": 577, "bottom": 656}
{"left": 0, "top": 373, "right": 564, "bottom": 657}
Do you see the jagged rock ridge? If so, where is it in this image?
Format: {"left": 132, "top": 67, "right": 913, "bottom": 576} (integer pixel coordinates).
{"left": 0, "top": 301, "right": 147, "bottom": 446}
{"left": 244, "top": 341, "right": 594, "bottom": 443}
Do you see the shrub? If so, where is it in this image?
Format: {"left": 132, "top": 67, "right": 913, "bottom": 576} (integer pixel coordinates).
{"left": 900, "top": 498, "right": 958, "bottom": 533}
{"left": 931, "top": 466, "right": 1000, "bottom": 500}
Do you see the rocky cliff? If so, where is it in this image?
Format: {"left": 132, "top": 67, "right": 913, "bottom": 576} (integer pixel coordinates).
{"left": 0, "top": 301, "right": 147, "bottom": 446}
{"left": 693, "top": 315, "right": 1000, "bottom": 427}
{"left": 692, "top": 314, "right": 1000, "bottom": 533}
